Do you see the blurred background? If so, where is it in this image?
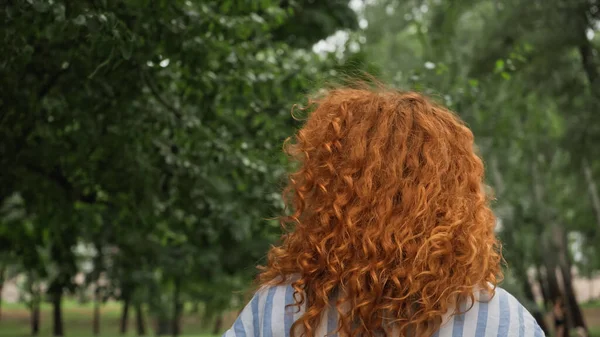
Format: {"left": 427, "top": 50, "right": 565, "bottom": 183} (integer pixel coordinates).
{"left": 1, "top": 0, "right": 599, "bottom": 336}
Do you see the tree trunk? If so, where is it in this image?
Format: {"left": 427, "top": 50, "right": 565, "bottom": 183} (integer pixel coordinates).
{"left": 51, "top": 287, "right": 64, "bottom": 336}
{"left": 0, "top": 264, "right": 8, "bottom": 322}
{"left": 579, "top": 41, "right": 599, "bottom": 89}
{"left": 135, "top": 303, "right": 146, "bottom": 336}
{"left": 577, "top": 16, "right": 600, "bottom": 98}
{"left": 31, "top": 300, "right": 40, "bottom": 336}
{"left": 548, "top": 268, "right": 570, "bottom": 337}
{"left": 542, "top": 239, "right": 569, "bottom": 337}
{"left": 536, "top": 266, "right": 551, "bottom": 310}
{"left": 93, "top": 287, "right": 101, "bottom": 336}
{"left": 0, "top": 275, "right": 3, "bottom": 321}
{"left": 582, "top": 158, "right": 600, "bottom": 231}
{"left": 120, "top": 297, "right": 130, "bottom": 335}
{"left": 212, "top": 315, "right": 224, "bottom": 335}
{"left": 171, "top": 278, "right": 182, "bottom": 337}
{"left": 90, "top": 240, "right": 104, "bottom": 336}
{"left": 29, "top": 276, "right": 41, "bottom": 336}
{"left": 575, "top": 0, "right": 600, "bottom": 100}
{"left": 553, "top": 225, "right": 589, "bottom": 333}
{"left": 519, "top": 271, "right": 535, "bottom": 304}
{"left": 543, "top": 263, "right": 562, "bottom": 300}
{"left": 558, "top": 260, "right": 588, "bottom": 332}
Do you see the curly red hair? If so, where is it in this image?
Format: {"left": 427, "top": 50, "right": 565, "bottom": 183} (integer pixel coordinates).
{"left": 258, "top": 86, "right": 502, "bottom": 337}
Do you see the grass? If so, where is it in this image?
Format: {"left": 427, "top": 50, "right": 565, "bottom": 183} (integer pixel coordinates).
{"left": 0, "top": 300, "right": 220, "bottom": 337}
{"left": 583, "top": 299, "right": 600, "bottom": 309}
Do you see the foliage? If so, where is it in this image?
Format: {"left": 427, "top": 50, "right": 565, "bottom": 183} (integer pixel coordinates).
{"left": 0, "top": 0, "right": 358, "bottom": 335}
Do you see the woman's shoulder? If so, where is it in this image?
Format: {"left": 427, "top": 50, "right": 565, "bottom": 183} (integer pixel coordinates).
{"left": 222, "top": 283, "right": 301, "bottom": 337}
{"left": 435, "top": 287, "right": 545, "bottom": 337}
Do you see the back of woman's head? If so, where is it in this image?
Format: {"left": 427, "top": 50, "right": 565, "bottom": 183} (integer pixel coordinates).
{"left": 258, "top": 86, "right": 502, "bottom": 337}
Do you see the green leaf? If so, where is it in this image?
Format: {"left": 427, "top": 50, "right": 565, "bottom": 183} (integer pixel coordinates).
{"left": 52, "top": 4, "right": 66, "bottom": 21}
{"left": 495, "top": 59, "right": 505, "bottom": 72}
{"left": 31, "top": 0, "right": 50, "bottom": 13}
{"left": 120, "top": 42, "right": 132, "bottom": 60}
{"left": 73, "top": 14, "right": 86, "bottom": 26}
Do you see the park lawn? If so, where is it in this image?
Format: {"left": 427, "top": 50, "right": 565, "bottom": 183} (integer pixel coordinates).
{"left": 584, "top": 306, "right": 600, "bottom": 337}
{"left": 0, "top": 301, "right": 219, "bottom": 337}
{"left": 583, "top": 300, "right": 600, "bottom": 309}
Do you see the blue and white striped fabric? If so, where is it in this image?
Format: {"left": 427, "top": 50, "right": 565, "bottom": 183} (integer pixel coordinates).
{"left": 222, "top": 285, "right": 545, "bottom": 337}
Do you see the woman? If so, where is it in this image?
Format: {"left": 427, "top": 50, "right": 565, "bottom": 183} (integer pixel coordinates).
{"left": 223, "top": 86, "right": 545, "bottom": 337}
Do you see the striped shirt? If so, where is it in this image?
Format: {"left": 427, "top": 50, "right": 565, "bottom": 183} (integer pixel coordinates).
{"left": 222, "top": 285, "right": 545, "bottom": 337}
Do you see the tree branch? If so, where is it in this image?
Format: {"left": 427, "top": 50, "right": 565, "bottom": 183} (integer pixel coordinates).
{"left": 38, "top": 68, "right": 68, "bottom": 100}
{"left": 576, "top": 5, "right": 600, "bottom": 97}
{"left": 24, "top": 164, "right": 110, "bottom": 206}
{"left": 141, "top": 69, "right": 182, "bottom": 120}
{"left": 582, "top": 158, "right": 600, "bottom": 232}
